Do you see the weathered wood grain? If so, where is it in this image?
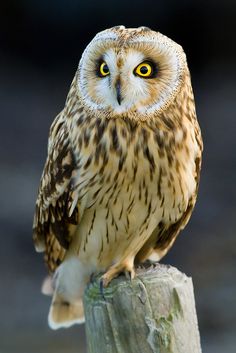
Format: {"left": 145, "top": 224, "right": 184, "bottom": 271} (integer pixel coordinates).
{"left": 84, "top": 264, "right": 202, "bottom": 353}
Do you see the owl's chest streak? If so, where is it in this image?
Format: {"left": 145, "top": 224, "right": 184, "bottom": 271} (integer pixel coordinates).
{"left": 76, "top": 122, "right": 159, "bottom": 210}
{"left": 74, "top": 154, "right": 175, "bottom": 269}
{"left": 72, "top": 120, "right": 194, "bottom": 266}
{"left": 75, "top": 120, "right": 192, "bottom": 223}
{"left": 75, "top": 155, "right": 160, "bottom": 267}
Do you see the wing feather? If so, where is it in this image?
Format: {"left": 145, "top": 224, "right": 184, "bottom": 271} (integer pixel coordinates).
{"left": 33, "top": 112, "right": 79, "bottom": 272}
{"left": 136, "top": 151, "right": 202, "bottom": 263}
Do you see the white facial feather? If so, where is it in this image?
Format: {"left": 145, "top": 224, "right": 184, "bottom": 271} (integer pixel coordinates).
{"left": 95, "top": 49, "right": 151, "bottom": 113}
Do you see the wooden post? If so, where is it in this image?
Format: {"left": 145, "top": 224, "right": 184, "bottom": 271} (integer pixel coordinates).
{"left": 83, "top": 264, "right": 202, "bottom": 353}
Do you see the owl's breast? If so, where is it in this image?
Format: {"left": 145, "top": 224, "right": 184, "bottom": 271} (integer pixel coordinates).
{"left": 70, "top": 117, "right": 200, "bottom": 268}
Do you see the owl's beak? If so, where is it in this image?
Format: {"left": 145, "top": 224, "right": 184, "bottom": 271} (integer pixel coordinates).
{"left": 115, "top": 79, "right": 122, "bottom": 105}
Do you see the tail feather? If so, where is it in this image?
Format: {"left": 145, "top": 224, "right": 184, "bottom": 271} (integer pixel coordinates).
{"left": 48, "top": 293, "right": 85, "bottom": 330}
{"left": 44, "top": 256, "right": 90, "bottom": 329}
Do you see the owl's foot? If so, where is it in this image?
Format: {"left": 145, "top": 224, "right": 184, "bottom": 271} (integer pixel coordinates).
{"left": 90, "top": 272, "right": 97, "bottom": 283}
{"left": 101, "top": 259, "right": 135, "bottom": 288}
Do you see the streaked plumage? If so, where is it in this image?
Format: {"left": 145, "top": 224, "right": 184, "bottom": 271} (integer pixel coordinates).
{"left": 33, "top": 26, "right": 203, "bottom": 329}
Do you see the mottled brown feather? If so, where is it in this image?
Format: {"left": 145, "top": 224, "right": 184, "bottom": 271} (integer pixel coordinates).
{"left": 33, "top": 111, "right": 79, "bottom": 272}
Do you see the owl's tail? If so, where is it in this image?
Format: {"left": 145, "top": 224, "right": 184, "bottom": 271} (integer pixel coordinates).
{"left": 44, "top": 257, "right": 90, "bottom": 330}
{"left": 48, "top": 292, "right": 85, "bottom": 329}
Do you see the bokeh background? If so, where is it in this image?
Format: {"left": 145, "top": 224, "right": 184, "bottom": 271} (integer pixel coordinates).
{"left": 0, "top": 1, "right": 235, "bottom": 352}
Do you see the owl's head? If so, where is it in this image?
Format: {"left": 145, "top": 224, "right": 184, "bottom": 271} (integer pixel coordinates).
{"left": 77, "top": 26, "right": 188, "bottom": 120}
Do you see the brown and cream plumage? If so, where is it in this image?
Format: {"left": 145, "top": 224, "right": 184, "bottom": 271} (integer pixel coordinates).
{"left": 33, "top": 26, "right": 203, "bottom": 329}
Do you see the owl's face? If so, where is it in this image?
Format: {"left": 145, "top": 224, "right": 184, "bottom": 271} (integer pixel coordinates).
{"left": 77, "top": 26, "right": 187, "bottom": 119}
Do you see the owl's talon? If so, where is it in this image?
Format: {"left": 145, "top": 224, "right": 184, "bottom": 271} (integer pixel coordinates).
{"left": 124, "top": 268, "right": 135, "bottom": 281}
{"left": 101, "top": 274, "right": 111, "bottom": 288}
{"left": 101, "top": 260, "right": 135, "bottom": 288}
{"left": 99, "top": 279, "right": 107, "bottom": 301}
{"left": 90, "top": 272, "right": 96, "bottom": 283}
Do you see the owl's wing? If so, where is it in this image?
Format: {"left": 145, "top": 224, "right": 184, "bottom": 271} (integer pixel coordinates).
{"left": 33, "top": 111, "right": 79, "bottom": 272}
{"left": 136, "top": 153, "right": 202, "bottom": 263}
{"left": 154, "top": 153, "right": 202, "bottom": 256}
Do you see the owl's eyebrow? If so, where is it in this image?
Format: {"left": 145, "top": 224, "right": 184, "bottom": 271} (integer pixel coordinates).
{"left": 142, "top": 58, "right": 158, "bottom": 67}
{"left": 96, "top": 56, "right": 105, "bottom": 68}
{"left": 97, "top": 56, "right": 105, "bottom": 63}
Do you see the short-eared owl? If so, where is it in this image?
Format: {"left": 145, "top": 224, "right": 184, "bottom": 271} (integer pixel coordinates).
{"left": 33, "top": 26, "right": 203, "bottom": 329}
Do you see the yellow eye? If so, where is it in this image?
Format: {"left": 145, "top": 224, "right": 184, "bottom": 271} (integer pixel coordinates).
{"left": 99, "top": 62, "right": 110, "bottom": 77}
{"left": 135, "top": 62, "right": 154, "bottom": 78}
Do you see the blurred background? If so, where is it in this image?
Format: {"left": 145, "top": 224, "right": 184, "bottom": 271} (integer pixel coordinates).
{"left": 0, "top": 1, "right": 235, "bottom": 352}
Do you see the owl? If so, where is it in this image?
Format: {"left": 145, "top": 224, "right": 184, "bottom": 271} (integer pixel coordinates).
{"left": 33, "top": 26, "right": 203, "bottom": 329}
